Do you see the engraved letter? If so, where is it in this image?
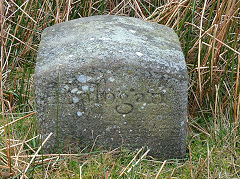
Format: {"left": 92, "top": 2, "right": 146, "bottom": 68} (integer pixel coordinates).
{"left": 134, "top": 93, "right": 145, "bottom": 102}
{"left": 115, "top": 103, "right": 133, "bottom": 114}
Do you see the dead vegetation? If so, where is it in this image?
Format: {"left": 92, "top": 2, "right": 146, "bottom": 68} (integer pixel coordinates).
{"left": 0, "top": 0, "right": 240, "bottom": 178}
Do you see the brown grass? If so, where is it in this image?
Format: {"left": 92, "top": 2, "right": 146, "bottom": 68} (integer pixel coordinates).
{"left": 0, "top": 0, "right": 240, "bottom": 178}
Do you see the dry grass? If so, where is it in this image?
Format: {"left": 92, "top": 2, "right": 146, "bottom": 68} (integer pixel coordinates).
{"left": 0, "top": 0, "right": 240, "bottom": 178}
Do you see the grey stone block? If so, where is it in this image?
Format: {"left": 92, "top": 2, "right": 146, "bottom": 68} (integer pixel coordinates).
{"left": 35, "top": 15, "right": 188, "bottom": 159}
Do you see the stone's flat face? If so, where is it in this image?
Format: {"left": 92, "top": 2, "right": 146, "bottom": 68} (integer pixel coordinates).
{"left": 35, "top": 15, "right": 188, "bottom": 159}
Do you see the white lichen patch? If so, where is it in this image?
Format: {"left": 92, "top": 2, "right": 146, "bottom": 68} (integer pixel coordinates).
{"left": 69, "top": 55, "right": 74, "bottom": 57}
{"left": 86, "top": 76, "right": 92, "bottom": 81}
{"left": 78, "top": 75, "right": 87, "bottom": 83}
{"left": 113, "top": 125, "right": 120, "bottom": 129}
{"left": 82, "top": 85, "right": 88, "bottom": 91}
{"left": 90, "top": 38, "right": 94, "bottom": 41}
{"left": 96, "top": 74, "right": 103, "bottom": 80}
{"left": 99, "top": 37, "right": 111, "bottom": 41}
{"left": 123, "top": 114, "right": 126, "bottom": 117}
{"left": 72, "top": 97, "right": 79, "bottom": 103}
{"left": 77, "top": 90, "right": 82, "bottom": 94}
{"left": 129, "top": 29, "right": 136, "bottom": 33}
{"left": 64, "top": 85, "right": 70, "bottom": 91}
{"left": 181, "top": 121, "right": 185, "bottom": 126}
{"left": 149, "top": 89, "right": 154, "bottom": 93}
{"left": 109, "top": 77, "right": 115, "bottom": 82}
{"left": 71, "top": 88, "right": 78, "bottom": 93}
{"left": 136, "top": 52, "right": 143, "bottom": 57}
{"left": 157, "top": 115, "right": 162, "bottom": 121}
{"left": 77, "top": 111, "right": 83, "bottom": 117}
{"left": 106, "top": 127, "right": 111, "bottom": 132}
{"left": 90, "top": 87, "right": 94, "bottom": 92}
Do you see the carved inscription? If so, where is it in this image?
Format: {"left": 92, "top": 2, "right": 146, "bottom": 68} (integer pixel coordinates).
{"left": 64, "top": 75, "right": 167, "bottom": 115}
{"left": 71, "top": 89, "right": 163, "bottom": 104}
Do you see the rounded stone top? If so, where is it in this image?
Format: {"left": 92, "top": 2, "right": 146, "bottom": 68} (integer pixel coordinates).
{"left": 36, "top": 15, "right": 186, "bottom": 77}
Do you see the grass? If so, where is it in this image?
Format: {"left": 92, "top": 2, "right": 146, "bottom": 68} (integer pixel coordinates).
{"left": 0, "top": 0, "right": 240, "bottom": 178}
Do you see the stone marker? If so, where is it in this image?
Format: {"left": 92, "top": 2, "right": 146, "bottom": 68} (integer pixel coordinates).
{"left": 35, "top": 15, "right": 188, "bottom": 159}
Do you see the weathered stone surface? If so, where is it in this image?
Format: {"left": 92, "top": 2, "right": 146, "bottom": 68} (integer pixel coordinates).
{"left": 35, "top": 15, "right": 188, "bottom": 159}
